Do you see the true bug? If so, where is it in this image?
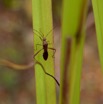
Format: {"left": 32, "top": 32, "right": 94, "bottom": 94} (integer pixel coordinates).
{"left": 33, "top": 28, "right": 60, "bottom": 86}
{"left": 33, "top": 28, "right": 56, "bottom": 60}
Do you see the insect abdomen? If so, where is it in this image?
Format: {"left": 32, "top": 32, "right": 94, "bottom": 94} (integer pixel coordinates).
{"left": 43, "top": 51, "right": 48, "bottom": 60}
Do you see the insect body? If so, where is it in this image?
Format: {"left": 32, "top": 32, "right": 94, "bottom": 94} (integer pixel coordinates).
{"left": 33, "top": 28, "right": 60, "bottom": 86}
{"left": 33, "top": 29, "right": 56, "bottom": 61}
{"left": 43, "top": 38, "right": 48, "bottom": 60}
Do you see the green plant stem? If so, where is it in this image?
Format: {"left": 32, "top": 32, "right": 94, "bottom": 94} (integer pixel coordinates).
{"left": 59, "top": 0, "right": 87, "bottom": 104}
{"left": 32, "top": 0, "right": 56, "bottom": 104}
{"left": 92, "top": 0, "right": 103, "bottom": 71}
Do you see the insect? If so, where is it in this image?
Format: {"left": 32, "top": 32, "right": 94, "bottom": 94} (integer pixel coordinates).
{"left": 33, "top": 28, "right": 56, "bottom": 60}
{"left": 33, "top": 28, "right": 60, "bottom": 86}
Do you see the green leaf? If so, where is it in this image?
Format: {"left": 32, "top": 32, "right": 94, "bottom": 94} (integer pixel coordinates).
{"left": 59, "top": 0, "right": 88, "bottom": 104}
{"left": 32, "top": 0, "right": 57, "bottom": 104}
{"left": 92, "top": 0, "right": 103, "bottom": 71}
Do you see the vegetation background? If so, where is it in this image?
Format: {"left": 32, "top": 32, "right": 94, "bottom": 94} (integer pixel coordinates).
{"left": 0, "top": 0, "right": 103, "bottom": 104}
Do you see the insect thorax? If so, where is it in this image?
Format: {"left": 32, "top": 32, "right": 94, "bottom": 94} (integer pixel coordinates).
{"left": 43, "top": 38, "right": 48, "bottom": 45}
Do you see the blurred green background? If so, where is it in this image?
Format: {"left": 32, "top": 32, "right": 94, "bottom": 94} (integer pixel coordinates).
{"left": 0, "top": 0, "right": 35, "bottom": 104}
{"left": 0, "top": 0, "right": 103, "bottom": 104}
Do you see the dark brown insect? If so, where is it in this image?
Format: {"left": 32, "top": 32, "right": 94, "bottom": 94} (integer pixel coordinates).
{"left": 33, "top": 28, "right": 60, "bottom": 86}
{"left": 33, "top": 28, "right": 56, "bottom": 60}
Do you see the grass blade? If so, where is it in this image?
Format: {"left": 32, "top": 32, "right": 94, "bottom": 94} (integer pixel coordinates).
{"left": 59, "top": 0, "right": 88, "bottom": 104}
{"left": 32, "top": 0, "right": 57, "bottom": 104}
{"left": 92, "top": 0, "right": 103, "bottom": 71}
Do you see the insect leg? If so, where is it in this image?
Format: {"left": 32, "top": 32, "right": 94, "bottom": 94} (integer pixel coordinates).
{"left": 47, "top": 41, "right": 52, "bottom": 45}
{"left": 48, "top": 47, "right": 56, "bottom": 58}
{"left": 35, "top": 60, "right": 60, "bottom": 86}
{"left": 34, "top": 48, "right": 43, "bottom": 58}
{"left": 36, "top": 44, "right": 42, "bottom": 50}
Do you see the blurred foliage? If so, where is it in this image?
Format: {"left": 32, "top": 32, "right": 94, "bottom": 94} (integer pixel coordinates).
{"left": 0, "top": 67, "right": 18, "bottom": 89}
{"left": 0, "top": 0, "right": 35, "bottom": 103}
{"left": 0, "top": 0, "right": 103, "bottom": 104}
{"left": 2, "top": 0, "right": 13, "bottom": 8}
{"left": 52, "top": 0, "right": 62, "bottom": 24}
{"left": 1, "top": 0, "right": 21, "bottom": 9}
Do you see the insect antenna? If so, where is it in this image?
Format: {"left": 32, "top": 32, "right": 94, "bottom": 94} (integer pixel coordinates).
{"left": 45, "top": 26, "right": 56, "bottom": 38}
{"left": 33, "top": 29, "right": 43, "bottom": 37}
{"left": 39, "top": 30, "right": 45, "bottom": 38}
{"left": 33, "top": 29, "right": 44, "bottom": 41}
{"left": 34, "top": 33, "right": 43, "bottom": 41}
